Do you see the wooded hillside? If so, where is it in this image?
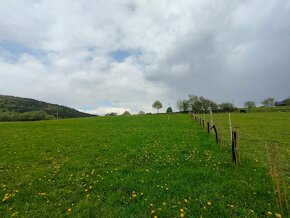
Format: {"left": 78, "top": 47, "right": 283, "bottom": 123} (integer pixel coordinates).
{"left": 0, "top": 95, "right": 96, "bottom": 121}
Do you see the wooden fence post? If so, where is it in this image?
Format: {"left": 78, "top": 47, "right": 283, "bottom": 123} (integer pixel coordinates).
{"left": 207, "top": 122, "right": 210, "bottom": 134}
{"left": 232, "top": 130, "right": 236, "bottom": 163}
{"left": 211, "top": 125, "right": 218, "bottom": 144}
{"left": 232, "top": 130, "right": 240, "bottom": 165}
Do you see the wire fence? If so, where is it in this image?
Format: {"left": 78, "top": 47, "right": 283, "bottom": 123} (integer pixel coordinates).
{"left": 190, "top": 112, "right": 289, "bottom": 216}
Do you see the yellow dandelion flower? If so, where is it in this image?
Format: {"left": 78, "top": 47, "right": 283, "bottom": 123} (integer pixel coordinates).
{"left": 207, "top": 201, "right": 212, "bottom": 206}
{"left": 38, "top": 192, "right": 46, "bottom": 196}
{"left": 275, "top": 213, "right": 282, "bottom": 218}
{"left": 67, "top": 208, "right": 72, "bottom": 212}
{"left": 180, "top": 213, "right": 185, "bottom": 217}
{"left": 131, "top": 191, "right": 137, "bottom": 198}
{"left": 151, "top": 209, "right": 155, "bottom": 214}
{"left": 267, "top": 211, "right": 273, "bottom": 215}
{"left": 228, "top": 204, "right": 234, "bottom": 208}
{"left": 180, "top": 208, "right": 184, "bottom": 213}
{"left": 2, "top": 193, "right": 10, "bottom": 202}
{"left": 11, "top": 212, "right": 19, "bottom": 217}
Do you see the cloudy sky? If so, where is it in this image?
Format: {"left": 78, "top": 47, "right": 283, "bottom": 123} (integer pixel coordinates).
{"left": 0, "top": 0, "right": 289, "bottom": 115}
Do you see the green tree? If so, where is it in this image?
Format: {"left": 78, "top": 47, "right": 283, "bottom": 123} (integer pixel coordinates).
{"left": 261, "top": 97, "right": 275, "bottom": 107}
{"left": 138, "top": 111, "right": 145, "bottom": 115}
{"left": 105, "top": 112, "right": 117, "bottom": 116}
{"left": 152, "top": 100, "right": 163, "bottom": 113}
{"left": 219, "top": 102, "right": 235, "bottom": 112}
{"left": 188, "top": 95, "right": 202, "bottom": 113}
{"left": 244, "top": 101, "right": 256, "bottom": 109}
{"left": 122, "top": 111, "right": 131, "bottom": 115}
{"left": 177, "top": 99, "right": 189, "bottom": 112}
{"left": 166, "top": 107, "right": 173, "bottom": 113}
{"left": 284, "top": 97, "right": 290, "bottom": 106}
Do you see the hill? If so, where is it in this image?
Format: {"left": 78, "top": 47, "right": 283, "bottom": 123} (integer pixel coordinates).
{"left": 0, "top": 95, "right": 96, "bottom": 121}
{"left": 0, "top": 114, "right": 286, "bottom": 217}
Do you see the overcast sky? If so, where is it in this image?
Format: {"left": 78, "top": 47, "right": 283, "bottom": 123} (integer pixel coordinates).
{"left": 0, "top": 0, "right": 289, "bottom": 115}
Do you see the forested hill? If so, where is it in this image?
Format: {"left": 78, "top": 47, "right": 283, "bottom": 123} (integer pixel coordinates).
{"left": 0, "top": 95, "right": 96, "bottom": 121}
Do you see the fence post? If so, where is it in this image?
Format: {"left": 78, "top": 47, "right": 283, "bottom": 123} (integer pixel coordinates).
{"left": 232, "top": 130, "right": 240, "bottom": 165}
{"left": 210, "top": 108, "right": 214, "bottom": 134}
{"left": 207, "top": 122, "right": 210, "bottom": 134}
{"left": 211, "top": 125, "right": 218, "bottom": 144}
{"left": 236, "top": 130, "right": 240, "bottom": 165}
{"left": 232, "top": 130, "right": 236, "bottom": 163}
{"left": 202, "top": 119, "right": 204, "bottom": 128}
{"left": 229, "top": 113, "right": 232, "bottom": 144}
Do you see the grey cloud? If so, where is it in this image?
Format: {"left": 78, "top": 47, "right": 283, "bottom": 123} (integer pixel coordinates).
{"left": 0, "top": 0, "right": 289, "bottom": 114}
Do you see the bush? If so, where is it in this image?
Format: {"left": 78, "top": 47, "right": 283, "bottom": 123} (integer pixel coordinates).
{"left": 166, "top": 107, "right": 173, "bottom": 113}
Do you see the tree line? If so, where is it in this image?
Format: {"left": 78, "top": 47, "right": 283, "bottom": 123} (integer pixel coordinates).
{"left": 151, "top": 96, "right": 290, "bottom": 114}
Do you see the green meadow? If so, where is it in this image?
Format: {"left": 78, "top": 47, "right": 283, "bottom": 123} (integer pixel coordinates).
{"left": 203, "top": 112, "right": 290, "bottom": 172}
{"left": 0, "top": 113, "right": 288, "bottom": 217}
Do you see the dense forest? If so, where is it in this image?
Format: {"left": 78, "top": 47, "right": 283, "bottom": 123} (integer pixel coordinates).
{"left": 0, "top": 95, "right": 96, "bottom": 121}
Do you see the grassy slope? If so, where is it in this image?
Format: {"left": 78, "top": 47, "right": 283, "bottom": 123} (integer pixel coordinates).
{"left": 0, "top": 114, "right": 281, "bottom": 217}
{"left": 204, "top": 112, "right": 290, "bottom": 174}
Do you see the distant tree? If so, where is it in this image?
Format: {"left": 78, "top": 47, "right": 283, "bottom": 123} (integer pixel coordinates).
{"left": 122, "top": 111, "right": 131, "bottom": 115}
{"left": 152, "top": 100, "right": 163, "bottom": 114}
{"left": 219, "top": 102, "right": 235, "bottom": 112}
{"left": 261, "top": 97, "right": 275, "bottom": 107}
{"left": 244, "top": 101, "right": 256, "bottom": 109}
{"left": 188, "top": 95, "right": 202, "bottom": 113}
{"left": 177, "top": 99, "right": 189, "bottom": 112}
{"left": 138, "top": 111, "right": 145, "bottom": 115}
{"left": 177, "top": 100, "right": 183, "bottom": 112}
{"left": 208, "top": 99, "right": 218, "bottom": 111}
{"left": 284, "top": 97, "right": 290, "bottom": 106}
{"left": 166, "top": 107, "right": 173, "bottom": 113}
{"left": 105, "top": 112, "right": 117, "bottom": 116}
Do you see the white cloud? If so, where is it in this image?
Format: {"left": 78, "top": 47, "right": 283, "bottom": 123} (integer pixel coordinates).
{"left": 0, "top": 0, "right": 289, "bottom": 114}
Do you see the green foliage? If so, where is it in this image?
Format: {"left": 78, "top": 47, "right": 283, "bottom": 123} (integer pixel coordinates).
{"left": 177, "top": 99, "right": 189, "bottom": 112}
{"left": 122, "top": 111, "right": 131, "bottom": 115}
{"left": 219, "top": 102, "right": 236, "bottom": 112}
{"left": 261, "top": 97, "right": 275, "bottom": 107}
{"left": 284, "top": 97, "right": 290, "bottom": 106}
{"left": 0, "top": 114, "right": 285, "bottom": 217}
{"left": 188, "top": 95, "right": 202, "bottom": 112}
{"left": 105, "top": 112, "right": 117, "bottom": 116}
{"left": 244, "top": 101, "right": 256, "bottom": 109}
{"left": 0, "top": 95, "right": 95, "bottom": 121}
{"left": 152, "top": 100, "right": 163, "bottom": 113}
{"left": 179, "top": 95, "right": 218, "bottom": 113}
{"left": 166, "top": 107, "right": 173, "bottom": 113}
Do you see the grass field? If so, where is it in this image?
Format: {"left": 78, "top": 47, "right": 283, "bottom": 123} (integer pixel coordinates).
{"left": 0, "top": 113, "right": 288, "bottom": 217}
{"left": 203, "top": 112, "right": 290, "bottom": 174}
